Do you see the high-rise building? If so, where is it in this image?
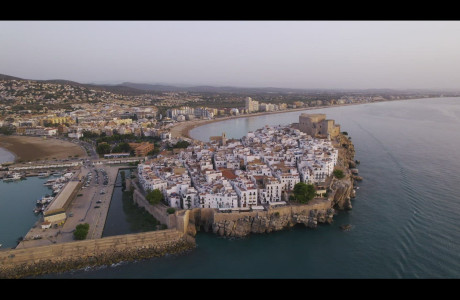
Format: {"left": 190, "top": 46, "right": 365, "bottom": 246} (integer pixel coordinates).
{"left": 245, "top": 97, "right": 259, "bottom": 113}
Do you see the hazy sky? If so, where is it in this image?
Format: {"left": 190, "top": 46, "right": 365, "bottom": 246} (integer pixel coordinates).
{"left": 2, "top": 21, "right": 460, "bottom": 90}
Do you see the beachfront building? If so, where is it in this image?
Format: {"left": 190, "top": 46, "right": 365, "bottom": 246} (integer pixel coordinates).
{"left": 245, "top": 97, "right": 259, "bottom": 113}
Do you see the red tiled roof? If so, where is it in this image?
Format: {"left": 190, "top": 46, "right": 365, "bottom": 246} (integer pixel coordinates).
{"left": 221, "top": 169, "right": 237, "bottom": 180}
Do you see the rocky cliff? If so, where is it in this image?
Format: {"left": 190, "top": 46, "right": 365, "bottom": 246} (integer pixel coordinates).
{"left": 187, "top": 200, "right": 335, "bottom": 238}
{"left": 329, "top": 133, "right": 357, "bottom": 210}
{"left": 185, "top": 133, "right": 357, "bottom": 238}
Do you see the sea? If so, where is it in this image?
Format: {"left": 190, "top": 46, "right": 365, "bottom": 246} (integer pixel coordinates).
{"left": 0, "top": 146, "right": 15, "bottom": 164}
{"left": 2, "top": 97, "right": 459, "bottom": 278}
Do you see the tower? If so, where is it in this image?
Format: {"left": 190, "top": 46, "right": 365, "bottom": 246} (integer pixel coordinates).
{"left": 222, "top": 132, "right": 227, "bottom": 146}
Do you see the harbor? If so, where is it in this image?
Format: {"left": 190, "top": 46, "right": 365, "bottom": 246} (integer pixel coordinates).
{"left": 14, "top": 164, "right": 122, "bottom": 249}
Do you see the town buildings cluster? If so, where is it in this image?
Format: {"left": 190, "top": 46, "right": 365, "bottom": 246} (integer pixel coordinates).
{"left": 137, "top": 119, "right": 339, "bottom": 211}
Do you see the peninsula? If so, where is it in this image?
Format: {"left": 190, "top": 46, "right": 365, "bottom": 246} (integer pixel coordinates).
{"left": 137, "top": 113, "right": 359, "bottom": 237}
{"left": 0, "top": 112, "right": 358, "bottom": 278}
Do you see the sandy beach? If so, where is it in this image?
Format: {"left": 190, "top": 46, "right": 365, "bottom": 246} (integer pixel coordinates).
{"left": 169, "top": 103, "right": 362, "bottom": 140}
{"left": 0, "top": 135, "right": 87, "bottom": 162}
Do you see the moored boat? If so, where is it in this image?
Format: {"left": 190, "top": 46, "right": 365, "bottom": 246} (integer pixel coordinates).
{"left": 3, "top": 172, "right": 21, "bottom": 182}
{"left": 38, "top": 172, "right": 51, "bottom": 178}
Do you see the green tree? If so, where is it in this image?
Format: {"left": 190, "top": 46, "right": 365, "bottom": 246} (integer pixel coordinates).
{"left": 118, "top": 142, "right": 132, "bottom": 153}
{"left": 333, "top": 169, "right": 345, "bottom": 179}
{"left": 292, "top": 182, "right": 316, "bottom": 204}
{"left": 73, "top": 223, "right": 90, "bottom": 240}
{"left": 146, "top": 189, "right": 163, "bottom": 205}
{"left": 96, "top": 143, "right": 111, "bottom": 155}
{"left": 0, "top": 125, "right": 15, "bottom": 135}
{"left": 173, "top": 140, "right": 190, "bottom": 149}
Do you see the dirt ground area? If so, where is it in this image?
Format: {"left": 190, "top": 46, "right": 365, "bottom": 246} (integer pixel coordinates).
{"left": 0, "top": 136, "right": 87, "bottom": 162}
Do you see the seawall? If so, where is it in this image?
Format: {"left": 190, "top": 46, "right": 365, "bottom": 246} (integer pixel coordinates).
{"left": 0, "top": 229, "right": 195, "bottom": 279}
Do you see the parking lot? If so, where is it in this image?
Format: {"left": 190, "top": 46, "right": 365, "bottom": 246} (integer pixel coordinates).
{"left": 16, "top": 165, "right": 121, "bottom": 248}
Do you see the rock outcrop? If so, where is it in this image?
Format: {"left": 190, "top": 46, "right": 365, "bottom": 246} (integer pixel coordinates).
{"left": 187, "top": 200, "right": 336, "bottom": 238}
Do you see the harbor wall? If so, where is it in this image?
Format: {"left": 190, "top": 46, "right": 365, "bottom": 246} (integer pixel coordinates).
{"left": 0, "top": 229, "right": 195, "bottom": 279}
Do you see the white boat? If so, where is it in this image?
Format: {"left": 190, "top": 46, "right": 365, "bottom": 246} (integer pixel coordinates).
{"left": 3, "top": 172, "right": 21, "bottom": 182}
{"left": 44, "top": 180, "right": 56, "bottom": 186}
{"left": 38, "top": 172, "right": 51, "bottom": 178}
{"left": 37, "top": 195, "right": 54, "bottom": 204}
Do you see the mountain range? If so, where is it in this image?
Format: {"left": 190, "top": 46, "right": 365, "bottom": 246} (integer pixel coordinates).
{"left": 0, "top": 73, "right": 456, "bottom": 96}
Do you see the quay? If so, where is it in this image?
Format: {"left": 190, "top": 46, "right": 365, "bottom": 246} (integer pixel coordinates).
{"left": 15, "top": 164, "right": 123, "bottom": 248}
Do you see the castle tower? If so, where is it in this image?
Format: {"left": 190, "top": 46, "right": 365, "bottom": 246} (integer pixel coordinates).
{"left": 222, "top": 132, "right": 227, "bottom": 146}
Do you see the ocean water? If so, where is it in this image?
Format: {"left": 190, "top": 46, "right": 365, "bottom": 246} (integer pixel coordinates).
{"left": 0, "top": 147, "right": 15, "bottom": 164}
{"left": 0, "top": 176, "right": 53, "bottom": 249}
{"left": 30, "top": 97, "right": 460, "bottom": 277}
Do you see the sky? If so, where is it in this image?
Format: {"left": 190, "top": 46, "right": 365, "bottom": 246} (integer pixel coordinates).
{"left": 2, "top": 21, "right": 460, "bottom": 90}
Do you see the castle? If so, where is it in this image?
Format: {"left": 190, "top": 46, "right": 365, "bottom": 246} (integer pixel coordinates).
{"left": 298, "top": 113, "right": 340, "bottom": 139}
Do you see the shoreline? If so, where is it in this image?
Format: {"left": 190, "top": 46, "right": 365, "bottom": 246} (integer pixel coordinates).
{"left": 171, "top": 102, "right": 372, "bottom": 141}
{"left": 170, "top": 97, "right": 430, "bottom": 141}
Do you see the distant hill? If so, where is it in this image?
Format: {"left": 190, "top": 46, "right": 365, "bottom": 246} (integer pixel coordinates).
{"left": 1, "top": 73, "right": 457, "bottom": 95}
{"left": 0, "top": 74, "right": 24, "bottom": 81}
{"left": 40, "top": 79, "right": 85, "bottom": 86}
{"left": 0, "top": 74, "right": 151, "bottom": 96}
{"left": 84, "top": 83, "right": 156, "bottom": 96}
{"left": 119, "top": 82, "right": 342, "bottom": 94}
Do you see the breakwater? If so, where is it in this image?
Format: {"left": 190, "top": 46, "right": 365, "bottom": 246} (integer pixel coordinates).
{"left": 0, "top": 229, "right": 195, "bottom": 279}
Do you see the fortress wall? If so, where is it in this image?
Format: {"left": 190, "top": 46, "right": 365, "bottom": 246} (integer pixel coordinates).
{"left": 0, "top": 229, "right": 194, "bottom": 278}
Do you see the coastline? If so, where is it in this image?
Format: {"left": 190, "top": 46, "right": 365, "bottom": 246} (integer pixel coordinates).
{"left": 171, "top": 102, "right": 368, "bottom": 140}
{"left": 170, "top": 97, "right": 427, "bottom": 141}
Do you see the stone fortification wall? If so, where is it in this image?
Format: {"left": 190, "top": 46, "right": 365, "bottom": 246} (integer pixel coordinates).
{"left": 132, "top": 188, "right": 176, "bottom": 229}
{"left": 184, "top": 200, "right": 335, "bottom": 238}
{"left": 0, "top": 229, "right": 194, "bottom": 279}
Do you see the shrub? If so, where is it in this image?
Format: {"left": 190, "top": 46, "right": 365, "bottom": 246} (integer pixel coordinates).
{"left": 166, "top": 207, "right": 176, "bottom": 215}
{"left": 333, "top": 169, "right": 345, "bottom": 179}
{"left": 73, "top": 223, "right": 89, "bottom": 240}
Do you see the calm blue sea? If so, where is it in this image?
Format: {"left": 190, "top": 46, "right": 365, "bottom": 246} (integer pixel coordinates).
{"left": 17, "top": 97, "right": 460, "bottom": 278}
